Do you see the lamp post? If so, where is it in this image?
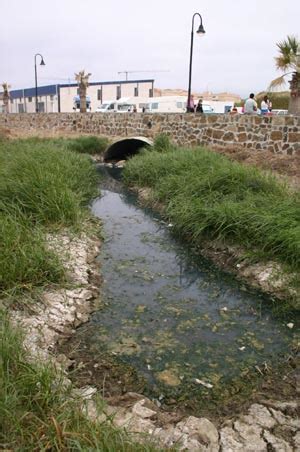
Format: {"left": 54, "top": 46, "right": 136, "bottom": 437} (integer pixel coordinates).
{"left": 187, "top": 13, "right": 205, "bottom": 112}
{"left": 34, "top": 53, "right": 45, "bottom": 113}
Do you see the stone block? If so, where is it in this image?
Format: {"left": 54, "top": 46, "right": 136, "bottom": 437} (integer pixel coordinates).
{"left": 212, "top": 130, "right": 224, "bottom": 139}
{"left": 270, "top": 131, "right": 283, "bottom": 141}
{"left": 223, "top": 132, "right": 235, "bottom": 141}
{"left": 288, "top": 132, "right": 300, "bottom": 143}
{"left": 238, "top": 133, "right": 247, "bottom": 142}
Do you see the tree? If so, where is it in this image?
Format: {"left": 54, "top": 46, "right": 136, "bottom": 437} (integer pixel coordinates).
{"left": 269, "top": 35, "right": 300, "bottom": 115}
{"left": 74, "top": 70, "right": 91, "bottom": 113}
{"left": 2, "top": 82, "right": 11, "bottom": 114}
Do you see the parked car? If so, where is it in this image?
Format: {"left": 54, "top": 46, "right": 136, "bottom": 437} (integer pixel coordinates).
{"left": 202, "top": 104, "right": 214, "bottom": 114}
{"left": 271, "top": 109, "right": 288, "bottom": 115}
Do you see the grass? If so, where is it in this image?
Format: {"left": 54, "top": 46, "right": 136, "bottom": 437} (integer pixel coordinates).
{"left": 123, "top": 142, "right": 300, "bottom": 306}
{"left": 0, "top": 137, "right": 164, "bottom": 450}
{"left": 0, "top": 211, "right": 64, "bottom": 293}
{"left": 0, "top": 139, "right": 99, "bottom": 226}
{"left": 0, "top": 311, "right": 163, "bottom": 451}
{"left": 0, "top": 138, "right": 101, "bottom": 294}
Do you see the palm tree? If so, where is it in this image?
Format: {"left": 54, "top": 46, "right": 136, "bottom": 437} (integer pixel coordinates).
{"left": 269, "top": 35, "right": 300, "bottom": 115}
{"left": 2, "top": 82, "right": 11, "bottom": 114}
{"left": 74, "top": 70, "right": 91, "bottom": 113}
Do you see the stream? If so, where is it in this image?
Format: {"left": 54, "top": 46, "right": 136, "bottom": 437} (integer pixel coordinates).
{"left": 61, "top": 166, "right": 298, "bottom": 412}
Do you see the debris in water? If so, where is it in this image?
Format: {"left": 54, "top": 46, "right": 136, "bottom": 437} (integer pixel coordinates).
{"left": 286, "top": 323, "right": 294, "bottom": 329}
{"left": 239, "top": 346, "right": 246, "bottom": 351}
{"left": 194, "top": 379, "right": 213, "bottom": 388}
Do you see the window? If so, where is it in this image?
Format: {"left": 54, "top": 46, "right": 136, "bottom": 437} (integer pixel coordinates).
{"left": 134, "top": 86, "right": 139, "bottom": 97}
{"left": 116, "top": 86, "right": 121, "bottom": 100}
{"left": 18, "top": 104, "right": 24, "bottom": 113}
{"left": 50, "top": 95, "right": 54, "bottom": 101}
{"left": 77, "top": 88, "right": 80, "bottom": 95}
{"left": 151, "top": 103, "right": 159, "bottom": 109}
{"left": 149, "top": 88, "right": 153, "bottom": 98}
{"left": 97, "top": 89, "right": 102, "bottom": 101}
{"left": 10, "top": 99, "right": 13, "bottom": 104}
{"left": 28, "top": 97, "right": 32, "bottom": 102}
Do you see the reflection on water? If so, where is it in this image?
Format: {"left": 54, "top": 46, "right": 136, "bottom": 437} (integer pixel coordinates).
{"left": 75, "top": 170, "right": 298, "bottom": 397}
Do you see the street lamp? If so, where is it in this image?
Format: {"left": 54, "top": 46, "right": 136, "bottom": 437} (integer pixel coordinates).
{"left": 34, "top": 53, "right": 45, "bottom": 113}
{"left": 187, "top": 13, "right": 205, "bottom": 112}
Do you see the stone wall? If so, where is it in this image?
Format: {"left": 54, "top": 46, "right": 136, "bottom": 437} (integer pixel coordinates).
{"left": 0, "top": 112, "right": 299, "bottom": 154}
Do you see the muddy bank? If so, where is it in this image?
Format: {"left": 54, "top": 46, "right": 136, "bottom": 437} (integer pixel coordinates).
{"left": 9, "top": 225, "right": 102, "bottom": 361}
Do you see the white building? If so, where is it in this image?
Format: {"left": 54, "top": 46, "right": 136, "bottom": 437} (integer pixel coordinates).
{"left": 0, "top": 79, "right": 154, "bottom": 113}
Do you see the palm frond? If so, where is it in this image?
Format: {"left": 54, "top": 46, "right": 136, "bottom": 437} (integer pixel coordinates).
{"left": 275, "top": 35, "right": 299, "bottom": 70}
{"left": 268, "top": 74, "right": 289, "bottom": 90}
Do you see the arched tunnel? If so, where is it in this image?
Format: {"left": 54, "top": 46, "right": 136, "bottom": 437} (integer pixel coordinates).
{"left": 103, "top": 137, "right": 153, "bottom": 162}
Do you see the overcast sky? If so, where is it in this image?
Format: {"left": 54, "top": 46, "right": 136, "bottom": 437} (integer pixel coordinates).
{"left": 1, "top": 0, "right": 299, "bottom": 98}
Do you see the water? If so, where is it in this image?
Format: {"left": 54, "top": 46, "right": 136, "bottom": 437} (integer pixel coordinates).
{"left": 67, "top": 168, "right": 298, "bottom": 404}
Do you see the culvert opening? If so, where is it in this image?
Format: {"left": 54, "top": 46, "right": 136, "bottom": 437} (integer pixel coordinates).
{"left": 104, "top": 137, "right": 153, "bottom": 162}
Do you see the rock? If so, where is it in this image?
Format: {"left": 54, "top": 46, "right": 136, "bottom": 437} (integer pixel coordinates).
{"left": 156, "top": 369, "right": 181, "bottom": 386}
{"left": 131, "top": 399, "right": 157, "bottom": 419}
{"left": 294, "top": 431, "right": 300, "bottom": 450}
{"left": 220, "top": 426, "right": 247, "bottom": 451}
{"left": 269, "top": 407, "right": 299, "bottom": 430}
{"left": 175, "top": 416, "right": 219, "bottom": 450}
{"left": 115, "top": 160, "right": 126, "bottom": 168}
{"left": 73, "top": 386, "right": 97, "bottom": 400}
{"left": 263, "top": 430, "right": 293, "bottom": 452}
{"left": 234, "top": 420, "right": 266, "bottom": 449}
{"left": 241, "top": 403, "right": 276, "bottom": 429}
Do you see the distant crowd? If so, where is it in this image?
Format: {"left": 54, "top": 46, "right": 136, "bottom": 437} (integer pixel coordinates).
{"left": 187, "top": 93, "right": 274, "bottom": 115}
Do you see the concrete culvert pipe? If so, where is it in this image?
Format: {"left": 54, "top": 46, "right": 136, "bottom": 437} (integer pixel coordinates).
{"left": 104, "top": 137, "right": 153, "bottom": 162}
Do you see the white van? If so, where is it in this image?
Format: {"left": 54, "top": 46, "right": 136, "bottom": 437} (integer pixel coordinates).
{"left": 96, "top": 97, "right": 148, "bottom": 113}
{"left": 145, "top": 96, "right": 187, "bottom": 113}
{"left": 96, "top": 100, "right": 117, "bottom": 113}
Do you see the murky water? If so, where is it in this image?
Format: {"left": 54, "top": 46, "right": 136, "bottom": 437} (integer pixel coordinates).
{"left": 69, "top": 167, "right": 298, "bottom": 403}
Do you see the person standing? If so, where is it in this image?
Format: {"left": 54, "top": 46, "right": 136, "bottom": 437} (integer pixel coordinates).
{"left": 244, "top": 93, "right": 258, "bottom": 114}
{"left": 261, "top": 95, "right": 271, "bottom": 115}
{"left": 196, "top": 99, "right": 203, "bottom": 113}
{"left": 187, "top": 95, "right": 195, "bottom": 113}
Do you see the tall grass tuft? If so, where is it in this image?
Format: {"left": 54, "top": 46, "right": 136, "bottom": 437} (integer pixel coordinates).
{"left": 123, "top": 147, "right": 300, "bottom": 271}
{"left": 0, "top": 137, "right": 101, "bottom": 294}
{"left": 0, "top": 312, "right": 162, "bottom": 451}
{"left": 0, "top": 140, "right": 99, "bottom": 226}
{"left": 64, "top": 135, "right": 109, "bottom": 154}
{"left": 0, "top": 211, "right": 64, "bottom": 292}
{"left": 153, "top": 134, "right": 174, "bottom": 153}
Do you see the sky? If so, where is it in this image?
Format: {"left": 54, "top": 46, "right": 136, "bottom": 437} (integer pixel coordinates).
{"left": 1, "top": 0, "right": 299, "bottom": 98}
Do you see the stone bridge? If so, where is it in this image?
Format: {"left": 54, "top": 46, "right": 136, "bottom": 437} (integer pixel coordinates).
{"left": 0, "top": 113, "right": 299, "bottom": 157}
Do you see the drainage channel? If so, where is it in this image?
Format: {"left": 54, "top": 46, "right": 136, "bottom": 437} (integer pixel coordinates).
{"left": 59, "top": 166, "right": 298, "bottom": 414}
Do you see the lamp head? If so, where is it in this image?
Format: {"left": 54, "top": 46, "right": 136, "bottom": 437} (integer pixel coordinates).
{"left": 196, "top": 23, "right": 205, "bottom": 35}
{"left": 40, "top": 57, "right": 46, "bottom": 66}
